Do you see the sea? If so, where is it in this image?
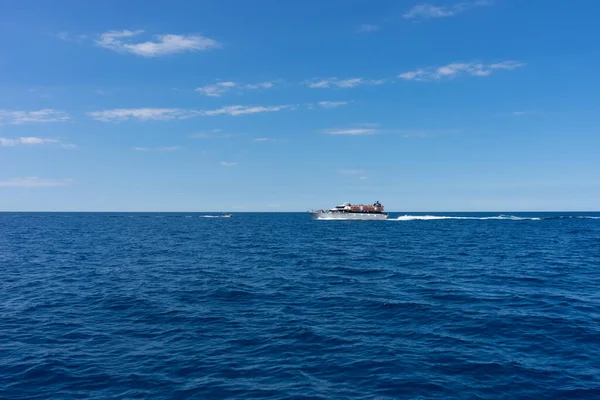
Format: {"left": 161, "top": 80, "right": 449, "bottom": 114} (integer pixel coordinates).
{"left": 1, "top": 212, "right": 599, "bottom": 399}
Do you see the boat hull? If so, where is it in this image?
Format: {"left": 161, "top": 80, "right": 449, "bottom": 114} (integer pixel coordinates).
{"left": 309, "top": 212, "right": 388, "bottom": 220}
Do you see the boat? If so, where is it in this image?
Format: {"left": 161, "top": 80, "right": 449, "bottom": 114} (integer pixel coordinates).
{"left": 221, "top": 213, "right": 232, "bottom": 218}
{"left": 308, "top": 201, "right": 388, "bottom": 220}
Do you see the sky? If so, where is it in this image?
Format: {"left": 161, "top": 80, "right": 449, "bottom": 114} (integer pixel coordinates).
{"left": 1, "top": 0, "right": 599, "bottom": 212}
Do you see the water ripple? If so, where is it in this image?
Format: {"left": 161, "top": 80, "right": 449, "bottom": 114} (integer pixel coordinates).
{"left": 1, "top": 212, "right": 599, "bottom": 398}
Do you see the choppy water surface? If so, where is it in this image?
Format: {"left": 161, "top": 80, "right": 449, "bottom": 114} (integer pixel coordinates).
{"left": 1, "top": 212, "right": 600, "bottom": 399}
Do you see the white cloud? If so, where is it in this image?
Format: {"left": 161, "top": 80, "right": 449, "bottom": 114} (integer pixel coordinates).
{"left": 53, "top": 31, "right": 88, "bottom": 43}
{"left": 489, "top": 61, "right": 525, "bottom": 70}
{"left": 0, "top": 177, "right": 73, "bottom": 188}
{"left": 87, "top": 108, "right": 192, "bottom": 122}
{"left": 324, "top": 125, "right": 457, "bottom": 139}
{"left": 357, "top": 122, "right": 380, "bottom": 128}
{"left": 403, "top": 1, "right": 493, "bottom": 20}
{"left": 133, "top": 146, "right": 181, "bottom": 151}
{"left": 88, "top": 105, "right": 292, "bottom": 122}
{"left": 357, "top": 24, "right": 379, "bottom": 33}
{"left": 0, "top": 109, "right": 70, "bottom": 125}
{"left": 359, "top": 176, "right": 368, "bottom": 180}
{"left": 0, "top": 137, "right": 58, "bottom": 146}
{"left": 308, "top": 80, "right": 332, "bottom": 88}
{"left": 401, "top": 129, "right": 460, "bottom": 138}
{"left": 196, "top": 81, "right": 274, "bottom": 96}
{"left": 398, "top": 61, "right": 524, "bottom": 81}
{"left": 96, "top": 30, "right": 219, "bottom": 57}
{"left": 398, "top": 69, "right": 428, "bottom": 81}
{"left": 244, "top": 82, "right": 274, "bottom": 90}
{"left": 220, "top": 162, "right": 237, "bottom": 166}
{"left": 251, "top": 137, "right": 284, "bottom": 143}
{"left": 307, "top": 78, "right": 383, "bottom": 89}
{"left": 508, "top": 111, "right": 550, "bottom": 116}
{"left": 318, "top": 101, "right": 350, "bottom": 109}
{"left": 323, "top": 128, "right": 380, "bottom": 135}
{"left": 196, "top": 82, "right": 236, "bottom": 97}
{"left": 200, "top": 105, "right": 290, "bottom": 116}
{"left": 336, "top": 78, "right": 364, "bottom": 88}
{"left": 339, "top": 169, "right": 364, "bottom": 174}
{"left": 0, "top": 136, "right": 77, "bottom": 149}
{"left": 403, "top": 4, "right": 455, "bottom": 18}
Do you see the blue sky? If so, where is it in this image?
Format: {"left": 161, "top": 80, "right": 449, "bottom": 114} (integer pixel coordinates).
{"left": 1, "top": 0, "right": 599, "bottom": 211}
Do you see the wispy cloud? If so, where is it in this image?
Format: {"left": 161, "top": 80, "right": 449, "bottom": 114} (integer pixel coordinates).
{"left": 87, "top": 108, "right": 192, "bottom": 122}
{"left": 307, "top": 77, "right": 384, "bottom": 89}
{"left": 196, "top": 81, "right": 237, "bottom": 97}
{"left": 89, "top": 105, "right": 291, "bottom": 121}
{"left": 509, "top": 111, "right": 550, "bottom": 116}
{"left": 403, "top": 0, "right": 493, "bottom": 20}
{"left": 190, "top": 129, "right": 229, "bottom": 139}
{"left": 220, "top": 162, "right": 237, "bottom": 167}
{"left": 196, "top": 81, "right": 274, "bottom": 96}
{"left": 318, "top": 101, "right": 350, "bottom": 109}
{"left": 200, "top": 105, "right": 291, "bottom": 116}
{"left": 0, "top": 136, "right": 77, "bottom": 149}
{"left": 94, "top": 89, "right": 105, "bottom": 95}
{"left": 26, "top": 89, "right": 52, "bottom": 99}
{"left": 190, "top": 130, "right": 243, "bottom": 140}
{"left": 339, "top": 169, "right": 365, "bottom": 174}
{"left": 398, "top": 61, "right": 524, "bottom": 81}
{"left": 0, "top": 137, "right": 58, "bottom": 146}
{"left": 357, "top": 24, "right": 379, "bottom": 33}
{"left": 96, "top": 30, "right": 219, "bottom": 57}
{"left": 244, "top": 82, "right": 274, "bottom": 90}
{"left": 323, "top": 125, "right": 455, "bottom": 138}
{"left": 323, "top": 128, "right": 380, "bottom": 135}
{"left": 357, "top": 122, "right": 380, "bottom": 128}
{"left": 0, "top": 109, "right": 70, "bottom": 125}
{"left": 52, "top": 31, "right": 88, "bottom": 43}
{"left": 0, "top": 177, "right": 73, "bottom": 188}
{"left": 251, "top": 137, "right": 284, "bottom": 142}
{"left": 308, "top": 80, "right": 331, "bottom": 89}
{"left": 400, "top": 129, "right": 460, "bottom": 138}
{"left": 133, "top": 146, "right": 181, "bottom": 151}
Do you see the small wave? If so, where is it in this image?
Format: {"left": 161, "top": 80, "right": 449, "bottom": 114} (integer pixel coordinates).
{"left": 316, "top": 217, "right": 384, "bottom": 221}
{"left": 392, "top": 215, "right": 542, "bottom": 221}
{"left": 199, "top": 215, "right": 222, "bottom": 218}
{"left": 545, "top": 216, "right": 600, "bottom": 220}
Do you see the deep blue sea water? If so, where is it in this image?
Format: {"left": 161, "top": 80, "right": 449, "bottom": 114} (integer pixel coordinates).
{"left": 1, "top": 212, "right": 600, "bottom": 399}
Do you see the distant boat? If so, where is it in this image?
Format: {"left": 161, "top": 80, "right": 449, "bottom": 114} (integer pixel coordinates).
{"left": 308, "top": 201, "right": 388, "bottom": 220}
{"left": 221, "top": 213, "right": 232, "bottom": 218}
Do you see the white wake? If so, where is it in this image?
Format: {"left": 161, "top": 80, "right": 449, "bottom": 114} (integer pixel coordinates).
{"left": 392, "top": 215, "right": 542, "bottom": 221}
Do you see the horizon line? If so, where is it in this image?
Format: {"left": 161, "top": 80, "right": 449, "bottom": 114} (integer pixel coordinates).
{"left": 1, "top": 210, "right": 599, "bottom": 213}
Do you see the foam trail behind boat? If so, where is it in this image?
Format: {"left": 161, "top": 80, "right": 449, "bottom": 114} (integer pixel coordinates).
{"left": 391, "top": 215, "right": 542, "bottom": 221}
